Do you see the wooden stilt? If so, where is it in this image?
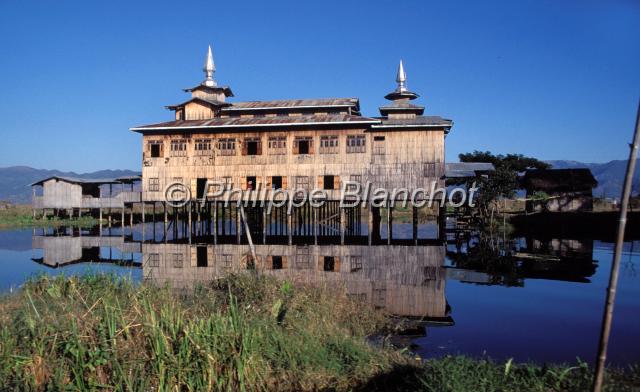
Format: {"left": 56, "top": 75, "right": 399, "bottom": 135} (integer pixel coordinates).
{"left": 413, "top": 206, "right": 418, "bottom": 245}
{"left": 387, "top": 202, "right": 392, "bottom": 245}
{"left": 287, "top": 210, "right": 292, "bottom": 246}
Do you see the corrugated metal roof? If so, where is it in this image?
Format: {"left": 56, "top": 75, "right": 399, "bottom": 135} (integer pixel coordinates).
{"left": 372, "top": 116, "right": 453, "bottom": 128}
{"left": 131, "top": 114, "right": 379, "bottom": 132}
{"left": 222, "top": 98, "right": 359, "bottom": 111}
{"left": 445, "top": 162, "right": 496, "bottom": 178}
{"left": 31, "top": 175, "right": 141, "bottom": 187}
{"left": 166, "top": 96, "right": 230, "bottom": 110}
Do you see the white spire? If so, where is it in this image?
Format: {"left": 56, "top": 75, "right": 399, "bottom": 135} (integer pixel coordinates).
{"left": 395, "top": 59, "right": 407, "bottom": 93}
{"left": 203, "top": 45, "right": 217, "bottom": 87}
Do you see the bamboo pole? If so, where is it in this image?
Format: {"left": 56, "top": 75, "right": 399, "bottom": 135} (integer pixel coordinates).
{"left": 592, "top": 100, "right": 640, "bottom": 392}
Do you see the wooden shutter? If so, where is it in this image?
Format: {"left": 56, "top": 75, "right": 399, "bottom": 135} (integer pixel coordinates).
{"left": 190, "top": 246, "right": 197, "bottom": 267}
{"left": 159, "top": 142, "right": 164, "bottom": 158}
{"left": 266, "top": 176, "right": 272, "bottom": 189}
{"left": 190, "top": 179, "right": 197, "bottom": 199}
{"left": 266, "top": 255, "right": 273, "bottom": 269}
{"left": 293, "top": 139, "right": 299, "bottom": 155}
{"left": 308, "top": 138, "right": 315, "bottom": 154}
{"left": 317, "top": 176, "right": 323, "bottom": 190}
{"left": 282, "top": 256, "right": 288, "bottom": 269}
{"left": 282, "top": 176, "right": 288, "bottom": 189}
{"left": 334, "top": 176, "right": 341, "bottom": 190}
{"left": 242, "top": 140, "right": 248, "bottom": 155}
{"left": 317, "top": 256, "right": 324, "bottom": 271}
{"left": 334, "top": 256, "right": 341, "bottom": 272}
{"left": 257, "top": 140, "right": 262, "bottom": 155}
{"left": 256, "top": 176, "right": 263, "bottom": 189}
{"left": 241, "top": 177, "right": 247, "bottom": 191}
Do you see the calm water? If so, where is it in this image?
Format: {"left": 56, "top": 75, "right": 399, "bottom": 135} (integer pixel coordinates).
{"left": 0, "top": 224, "right": 638, "bottom": 366}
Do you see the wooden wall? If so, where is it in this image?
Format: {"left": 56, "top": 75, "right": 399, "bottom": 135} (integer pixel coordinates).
{"left": 141, "top": 128, "right": 446, "bottom": 202}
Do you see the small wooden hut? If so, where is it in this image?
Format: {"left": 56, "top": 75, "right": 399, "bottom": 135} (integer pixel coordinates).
{"left": 521, "top": 169, "right": 598, "bottom": 213}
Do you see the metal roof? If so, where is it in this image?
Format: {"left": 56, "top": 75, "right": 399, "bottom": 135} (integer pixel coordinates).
{"left": 445, "top": 162, "right": 496, "bottom": 178}
{"left": 131, "top": 114, "right": 379, "bottom": 132}
{"left": 371, "top": 116, "right": 453, "bottom": 129}
{"left": 166, "top": 96, "right": 231, "bottom": 110}
{"left": 221, "top": 98, "right": 360, "bottom": 111}
{"left": 31, "top": 175, "right": 141, "bottom": 187}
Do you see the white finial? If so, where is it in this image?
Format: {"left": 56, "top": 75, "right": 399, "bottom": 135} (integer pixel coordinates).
{"left": 396, "top": 59, "right": 407, "bottom": 93}
{"left": 203, "top": 45, "right": 217, "bottom": 87}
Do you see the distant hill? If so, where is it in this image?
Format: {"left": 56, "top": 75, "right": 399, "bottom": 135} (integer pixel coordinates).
{"left": 0, "top": 166, "right": 140, "bottom": 204}
{"left": 547, "top": 159, "right": 640, "bottom": 199}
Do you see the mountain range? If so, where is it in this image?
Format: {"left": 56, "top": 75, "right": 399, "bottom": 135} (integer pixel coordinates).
{"left": 0, "top": 160, "right": 635, "bottom": 204}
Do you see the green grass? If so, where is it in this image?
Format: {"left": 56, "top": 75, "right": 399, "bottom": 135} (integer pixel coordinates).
{"left": 0, "top": 274, "right": 637, "bottom": 391}
{"left": 0, "top": 205, "right": 101, "bottom": 229}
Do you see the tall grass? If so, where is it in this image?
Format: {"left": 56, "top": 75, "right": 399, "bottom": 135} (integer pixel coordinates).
{"left": 0, "top": 205, "right": 100, "bottom": 229}
{"left": 0, "top": 274, "right": 637, "bottom": 391}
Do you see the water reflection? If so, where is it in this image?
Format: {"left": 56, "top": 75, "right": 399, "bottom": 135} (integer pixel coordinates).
{"left": 2, "top": 224, "right": 635, "bottom": 365}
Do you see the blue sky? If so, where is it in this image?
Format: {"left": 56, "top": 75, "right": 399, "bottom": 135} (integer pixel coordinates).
{"left": 0, "top": 0, "right": 638, "bottom": 172}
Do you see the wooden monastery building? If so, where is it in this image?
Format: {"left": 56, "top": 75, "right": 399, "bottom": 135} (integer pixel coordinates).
{"left": 126, "top": 46, "right": 453, "bottom": 245}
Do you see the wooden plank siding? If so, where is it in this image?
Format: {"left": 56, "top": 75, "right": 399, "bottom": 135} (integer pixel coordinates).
{"left": 141, "top": 129, "right": 445, "bottom": 202}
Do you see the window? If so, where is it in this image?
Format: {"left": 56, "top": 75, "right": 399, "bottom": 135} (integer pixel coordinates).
{"left": 323, "top": 256, "right": 335, "bottom": 271}
{"left": 243, "top": 137, "right": 262, "bottom": 156}
{"left": 222, "top": 176, "right": 233, "bottom": 189}
{"left": 323, "top": 175, "right": 335, "bottom": 190}
{"left": 294, "top": 137, "right": 313, "bottom": 155}
{"left": 373, "top": 136, "right": 385, "bottom": 155}
{"left": 148, "top": 253, "right": 160, "bottom": 267}
{"left": 423, "top": 163, "right": 436, "bottom": 177}
{"left": 172, "top": 253, "right": 183, "bottom": 268}
{"left": 319, "top": 135, "right": 339, "bottom": 154}
{"left": 196, "top": 246, "right": 208, "bottom": 267}
{"left": 220, "top": 254, "right": 232, "bottom": 267}
{"left": 217, "top": 138, "right": 236, "bottom": 156}
{"left": 170, "top": 139, "right": 187, "bottom": 157}
{"left": 246, "top": 176, "right": 257, "bottom": 190}
{"left": 271, "top": 176, "right": 283, "bottom": 190}
{"left": 346, "top": 135, "right": 366, "bottom": 153}
{"left": 268, "top": 136, "right": 286, "bottom": 155}
{"left": 149, "top": 178, "right": 160, "bottom": 192}
{"left": 196, "top": 178, "right": 207, "bottom": 199}
{"left": 272, "top": 256, "right": 283, "bottom": 270}
{"left": 346, "top": 175, "right": 361, "bottom": 192}
{"left": 148, "top": 141, "right": 163, "bottom": 158}
{"left": 295, "top": 176, "right": 310, "bottom": 192}
{"left": 194, "top": 139, "right": 212, "bottom": 156}
{"left": 296, "top": 247, "right": 311, "bottom": 268}
{"left": 350, "top": 256, "right": 362, "bottom": 272}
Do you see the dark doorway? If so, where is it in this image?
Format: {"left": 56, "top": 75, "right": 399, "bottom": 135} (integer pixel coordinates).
{"left": 197, "top": 246, "right": 208, "bottom": 267}
{"left": 298, "top": 140, "right": 309, "bottom": 154}
{"left": 150, "top": 144, "right": 161, "bottom": 158}
{"left": 323, "top": 256, "right": 335, "bottom": 271}
{"left": 247, "top": 140, "right": 259, "bottom": 155}
{"left": 272, "top": 176, "right": 282, "bottom": 189}
{"left": 272, "top": 256, "right": 283, "bottom": 270}
{"left": 197, "top": 178, "right": 207, "bottom": 199}
{"left": 323, "top": 175, "right": 335, "bottom": 190}
{"left": 246, "top": 176, "right": 257, "bottom": 190}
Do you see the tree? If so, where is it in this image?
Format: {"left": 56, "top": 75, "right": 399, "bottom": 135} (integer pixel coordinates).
{"left": 453, "top": 151, "right": 550, "bottom": 217}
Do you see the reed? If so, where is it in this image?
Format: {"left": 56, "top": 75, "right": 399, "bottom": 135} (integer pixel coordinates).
{"left": 0, "top": 274, "right": 637, "bottom": 391}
